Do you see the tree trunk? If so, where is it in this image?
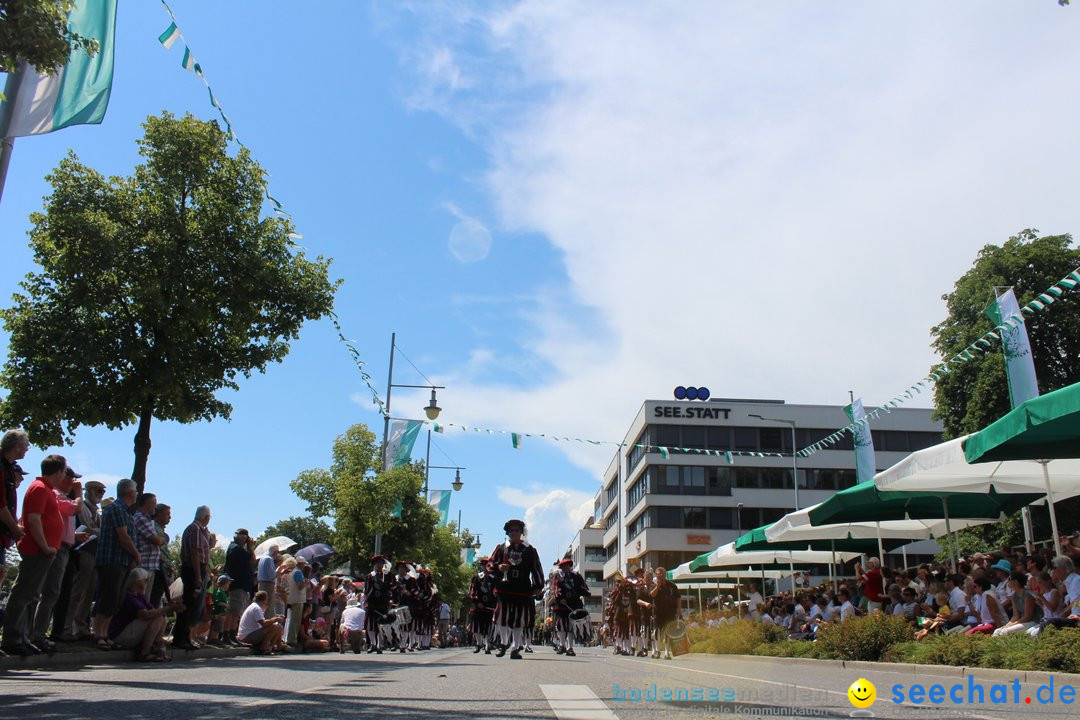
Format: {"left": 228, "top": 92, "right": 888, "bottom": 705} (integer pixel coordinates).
{"left": 131, "top": 399, "right": 155, "bottom": 494}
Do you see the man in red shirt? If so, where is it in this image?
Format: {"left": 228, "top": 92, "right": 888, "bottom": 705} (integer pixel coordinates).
{"left": 1, "top": 455, "right": 68, "bottom": 655}
{"left": 857, "top": 558, "right": 885, "bottom": 613}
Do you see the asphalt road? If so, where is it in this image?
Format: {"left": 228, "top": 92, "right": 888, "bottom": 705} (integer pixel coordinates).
{"left": 1, "top": 645, "right": 1074, "bottom": 720}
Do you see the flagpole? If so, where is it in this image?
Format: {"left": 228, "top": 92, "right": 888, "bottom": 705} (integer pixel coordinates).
{"left": 0, "top": 136, "right": 13, "bottom": 205}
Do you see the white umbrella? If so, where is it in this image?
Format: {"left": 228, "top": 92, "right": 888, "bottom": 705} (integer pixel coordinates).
{"left": 670, "top": 561, "right": 787, "bottom": 581}
{"left": 695, "top": 543, "right": 860, "bottom": 594}
{"left": 874, "top": 435, "right": 1080, "bottom": 558}
{"left": 255, "top": 535, "right": 298, "bottom": 557}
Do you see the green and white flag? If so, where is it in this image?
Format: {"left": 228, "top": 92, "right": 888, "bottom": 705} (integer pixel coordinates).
{"left": 460, "top": 547, "right": 476, "bottom": 566}
{"left": 158, "top": 22, "right": 181, "bottom": 49}
{"left": 428, "top": 489, "right": 452, "bottom": 526}
{"left": 181, "top": 47, "right": 202, "bottom": 76}
{"left": 844, "top": 397, "right": 876, "bottom": 484}
{"left": 985, "top": 287, "right": 1040, "bottom": 408}
{"left": 384, "top": 419, "right": 422, "bottom": 471}
{"left": 511, "top": 432, "right": 522, "bottom": 449}
{"left": 0, "top": 0, "right": 118, "bottom": 138}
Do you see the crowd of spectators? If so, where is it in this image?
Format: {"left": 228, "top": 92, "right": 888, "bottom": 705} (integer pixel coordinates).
{"left": 0, "top": 429, "right": 460, "bottom": 661}
{"left": 691, "top": 542, "right": 1080, "bottom": 643}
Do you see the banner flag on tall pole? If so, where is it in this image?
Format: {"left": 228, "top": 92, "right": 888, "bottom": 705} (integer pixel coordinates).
{"left": 843, "top": 397, "right": 877, "bottom": 484}
{"left": 460, "top": 547, "right": 476, "bottom": 566}
{"left": 0, "top": 0, "right": 118, "bottom": 138}
{"left": 427, "top": 489, "right": 452, "bottom": 526}
{"left": 384, "top": 419, "right": 423, "bottom": 471}
{"left": 985, "top": 287, "right": 1040, "bottom": 409}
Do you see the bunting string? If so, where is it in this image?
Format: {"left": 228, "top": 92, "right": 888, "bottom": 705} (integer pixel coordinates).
{"left": 156, "top": 2, "right": 302, "bottom": 240}
{"left": 796, "top": 266, "right": 1080, "bottom": 458}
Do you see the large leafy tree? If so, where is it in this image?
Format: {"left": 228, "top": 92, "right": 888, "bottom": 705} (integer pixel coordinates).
{"left": 0, "top": 0, "right": 98, "bottom": 74}
{"left": 0, "top": 112, "right": 338, "bottom": 491}
{"left": 930, "top": 229, "right": 1080, "bottom": 548}
{"left": 290, "top": 423, "right": 470, "bottom": 606}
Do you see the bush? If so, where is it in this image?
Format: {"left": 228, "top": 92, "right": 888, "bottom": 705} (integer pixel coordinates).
{"left": 885, "top": 633, "right": 988, "bottom": 667}
{"left": 753, "top": 639, "right": 821, "bottom": 658}
{"left": 814, "top": 614, "right": 915, "bottom": 661}
{"left": 688, "top": 620, "right": 786, "bottom": 655}
{"left": 1030, "top": 627, "right": 1080, "bottom": 673}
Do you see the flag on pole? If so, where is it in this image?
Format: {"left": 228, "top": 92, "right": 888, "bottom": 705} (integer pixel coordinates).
{"left": 511, "top": 432, "right": 522, "bottom": 449}
{"left": 0, "top": 0, "right": 118, "bottom": 138}
{"left": 158, "top": 22, "right": 181, "bottom": 49}
{"left": 433, "top": 422, "right": 444, "bottom": 433}
{"left": 181, "top": 47, "right": 202, "bottom": 76}
{"left": 427, "top": 490, "right": 452, "bottom": 526}
{"left": 460, "top": 547, "right": 476, "bottom": 566}
{"left": 843, "top": 397, "right": 877, "bottom": 484}
{"left": 384, "top": 419, "right": 423, "bottom": 471}
{"left": 985, "top": 287, "right": 1040, "bottom": 408}
{"left": 390, "top": 500, "right": 403, "bottom": 519}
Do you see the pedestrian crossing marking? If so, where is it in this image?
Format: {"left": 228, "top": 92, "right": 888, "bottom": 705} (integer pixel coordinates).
{"left": 540, "top": 684, "right": 618, "bottom": 720}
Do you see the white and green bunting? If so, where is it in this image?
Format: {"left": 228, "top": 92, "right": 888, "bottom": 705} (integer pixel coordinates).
{"left": 843, "top": 397, "right": 876, "bottom": 484}
{"left": 985, "top": 287, "right": 1040, "bottom": 409}
{"left": 384, "top": 419, "right": 423, "bottom": 471}
{"left": 158, "top": 22, "right": 181, "bottom": 49}
{"left": 511, "top": 432, "right": 522, "bottom": 449}
{"left": 0, "top": 0, "right": 118, "bottom": 138}
{"left": 428, "top": 490, "right": 452, "bottom": 526}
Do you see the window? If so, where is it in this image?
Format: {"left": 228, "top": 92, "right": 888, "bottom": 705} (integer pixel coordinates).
{"left": 626, "top": 475, "right": 647, "bottom": 509}
{"left": 739, "top": 506, "right": 760, "bottom": 531}
{"left": 605, "top": 481, "right": 617, "bottom": 507}
{"left": 605, "top": 541, "right": 617, "bottom": 559}
{"left": 760, "top": 468, "right": 789, "bottom": 489}
{"left": 837, "top": 469, "right": 858, "bottom": 489}
{"left": 682, "top": 426, "right": 706, "bottom": 449}
{"left": 707, "top": 427, "right": 731, "bottom": 450}
{"left": 759, "top": 428, "right": 783, "bottom": 452}
{"left": 584, "top": 546, "right": 606, "bottom": 563}
{"left": 605, "top": 510, "right": 618, "bottom": 530}
{"left": 734, "top": 427, "right": 758, "bottom": 451}
{"left": 684, "top": 466, "right": 706, "bottom": 493}
{"left": 761, "top": 507, "right": 786, "bottom": 524}
{"left": 734, "top": 468, "right": 759, "bottom": 488}
{"left": 683, "top": 507, "right": 706, "bottom": 529}
{"left": 627, "top": 428, "right": 650, "bottom": 471}
{"left": 709, "top": 507, "right": 733, "bottom": 529}
{"left": 708, "top": 467, "right": 732, "bottom": 495}
{"left": 584, "top": 571, "right": 604, "bottom": 583}
{"left": 658, "top": 465, "right": 681, "bottom": 493}
{"left": 654, "top": 424, "right": 680, "bottom": 449}
{"left": 654, "top": 506, "right": 682, "bottom": 528}
{"left": 627, "top": 512, "right": 650, "bottom": 539}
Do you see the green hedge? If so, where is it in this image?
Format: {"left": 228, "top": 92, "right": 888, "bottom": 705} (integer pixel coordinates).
{"left": 689, "top": 620, "right": 1080, "bottom": 673}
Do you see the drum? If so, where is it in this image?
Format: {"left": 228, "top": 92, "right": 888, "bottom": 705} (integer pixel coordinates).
{"left": 664, "top": 619, "right": 687, "bottom": 640}
{"left": 392, "top": 605, "right": 413, "bottom": 625}
{"left": 569, "top": 608, "right": 593, "bottom": 643}
{"left": 375, "top": 610, "right": 398, "bottom": 625}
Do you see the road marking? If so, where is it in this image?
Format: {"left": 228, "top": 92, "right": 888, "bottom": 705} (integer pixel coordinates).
{"left": 540, "top": 684, "right": 619, "bottom": 720}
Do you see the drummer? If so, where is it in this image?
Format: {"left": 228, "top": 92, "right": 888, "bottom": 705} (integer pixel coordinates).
{"left": 551, "top": 557, "right": 591, "bottom": 657}
{"left": 393, "top": 561, "right": 418, "bottom": 652}
{"left": 364, "top": 555, "right": 397, "bottom": 653}
{"left": 650, "top": 567, "right": 682, "bottom": 660}
{"left": 489, "top": 518, "right": 544, "bottom": 659}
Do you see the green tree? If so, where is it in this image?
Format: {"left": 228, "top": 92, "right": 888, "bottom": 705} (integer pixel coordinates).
{"left": 930, "top": 229, "right": 1080, "bottom": 550}
{"left": 256, "top": 515, "right": 334, "bottom": 551}
{"left": 290, "top": 422, "right": 470, "bottom": 606}
{"left": 0, "top": 0, "right": 98, "bottom": 75}
{"left": 0, "top": 112, "right": 338, "bottom": 492}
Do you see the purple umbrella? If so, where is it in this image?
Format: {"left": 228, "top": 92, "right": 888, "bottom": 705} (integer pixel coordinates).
{"left": 296, "top": 543, "right": 334, "bottom": 564}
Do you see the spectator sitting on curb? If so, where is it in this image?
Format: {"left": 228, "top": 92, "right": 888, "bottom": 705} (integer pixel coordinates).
{"left": 238, "top": 590, "right": 284, "bottom": 655}
{"left": 109, "top": 568, "right": 184, "bottom": 662}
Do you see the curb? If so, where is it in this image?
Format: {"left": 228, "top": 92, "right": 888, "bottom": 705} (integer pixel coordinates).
{"left": 693, "top": 654, "right": 1080, "bottom": 684}
{"left": 0, "top": 644, "right": 250, "bottom": 671}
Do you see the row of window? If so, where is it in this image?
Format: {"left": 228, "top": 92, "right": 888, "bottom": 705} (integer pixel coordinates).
{"left": 626, "top": 505, "right": 794, "bottom": 539}
{"left": 644, "top": 464, "right": 860, "bottom": 494}
{"left": 583, "top": 547, "right": 607, "bottom": 563}
{"left": 630, "top": 424, "right": 941, "bottom": 465}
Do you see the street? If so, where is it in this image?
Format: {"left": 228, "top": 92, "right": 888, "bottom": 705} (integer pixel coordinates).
{"left": 1, "top": 646, "right": 1072, "bottom": 720}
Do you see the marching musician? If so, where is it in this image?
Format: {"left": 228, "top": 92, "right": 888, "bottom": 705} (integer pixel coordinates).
{"left": 489, "top": 518, "right": 544, "bottom": 659}
{"left": 364, "top": 555, "right": 397, "bottom": 654}
{"left": 650, "top": 566, "right": 682, "bottom": 660}
{"left": 393, "top": 560, "right": 418, "bottom": 652}
{"left": 468, "top": 557, "right": 497, "bottom": 653}
{"left": 633, "top": 566, "right": 656, "bottom": 657}
{"left": 551, "top": 557, "right": 591, "bottom": 657}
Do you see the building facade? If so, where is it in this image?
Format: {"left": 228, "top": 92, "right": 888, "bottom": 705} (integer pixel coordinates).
{"left": 593, "top": 397, "right": 944, "bottom": 584}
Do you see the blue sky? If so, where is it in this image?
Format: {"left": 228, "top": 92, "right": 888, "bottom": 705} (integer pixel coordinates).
{"left": 1, "top": 1, "right": 1078, "bottom": 565}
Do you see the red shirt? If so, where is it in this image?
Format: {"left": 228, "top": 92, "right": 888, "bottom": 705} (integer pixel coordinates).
{"left": 18, "top": 478, "right": 62, "bottom": 555}
{"left": 862, "top": 568, "right": 885, "bottom": 602}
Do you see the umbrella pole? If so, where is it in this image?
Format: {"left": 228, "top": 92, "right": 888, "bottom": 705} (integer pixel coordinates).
{"left": 876, "top": 522, "right": 885, "bottom": 566}
{"left": 942, "top": 497, "right": 956, "bottom": 573}
{"left": 698, "top": 586, "right": 703, "bottom": 615}
{"left": 736, "top": 570, "right": 741, "bottom": 605}
{"left": 1041, "top": 460, "right": 1063, "bottom": 558}
{"left": 901, "top": 544, "right": 908, "bottom": 572}
{"left": 830, "top": 539, "right": 836, "bottom": 591}
{"left": 789, "top": 552, "right": 796, "bottom": 594}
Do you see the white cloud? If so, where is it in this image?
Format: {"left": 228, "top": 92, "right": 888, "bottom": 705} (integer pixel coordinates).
{"left": 392, "top": 2, "right": 1080, "bottom": 477}
{"left": 497, "top": 485, "right": 593, "bottom": 564}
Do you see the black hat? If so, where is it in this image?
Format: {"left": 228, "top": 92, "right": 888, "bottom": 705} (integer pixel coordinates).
{"left": 371, "top": 554, "right": 388, "bottom": 564}
{"left": 65, "top": 467, "right": 83, "bottom": 478}
{"left": 503, "top": 518, "right": 526, "bottom": 532}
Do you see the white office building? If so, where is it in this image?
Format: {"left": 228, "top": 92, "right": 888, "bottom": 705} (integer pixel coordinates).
{"left": 592, "top": 396, "right": 944, "bottom": 584}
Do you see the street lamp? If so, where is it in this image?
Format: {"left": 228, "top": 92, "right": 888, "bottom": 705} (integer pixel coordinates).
{"left": 376, "top": 332, "right": 446, "bottom": 555}
{"left": 736, "top": 502, "right": 744, "bottom": 536}
{"left": 748, "top": 413, "right": 800, "bottom": 510}
{"left": 423, "top": 425, "right": 465, "bottom": 495}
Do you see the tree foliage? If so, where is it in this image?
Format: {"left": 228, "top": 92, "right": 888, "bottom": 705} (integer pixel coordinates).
{"left": 930, "top": 229, "right": 1080, "bottom": 550}
{"left": 256, "top": 515, "right": 334, "bottom": 551}
{"left": 930, "top": 229, "right": 1080, "bottom": 438}
{"left": 290, "top": 423, "right": 471, "bottom": 607}
{"left": 0, "top": 0, "right": 98, "bottom": 74}
{"left": 0, "top": 112, "right": 338, "bottom": 491}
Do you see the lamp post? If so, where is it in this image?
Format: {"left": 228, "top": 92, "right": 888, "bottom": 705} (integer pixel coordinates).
{"left": 376, "top": 332, "right": 445, "bottom": 555}
{"left": 423, "top": 427, "right": 465, "bottom": 495}
{"left": 748, "top": 414, "right": 800, "bottom": 510}
{"left": 736, "top": 502, "right": 744, "bottom": 537}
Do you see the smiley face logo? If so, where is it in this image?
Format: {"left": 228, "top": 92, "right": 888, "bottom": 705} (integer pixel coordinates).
{"left": 847, "top": 678, "right": 876, "bottom": 708}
